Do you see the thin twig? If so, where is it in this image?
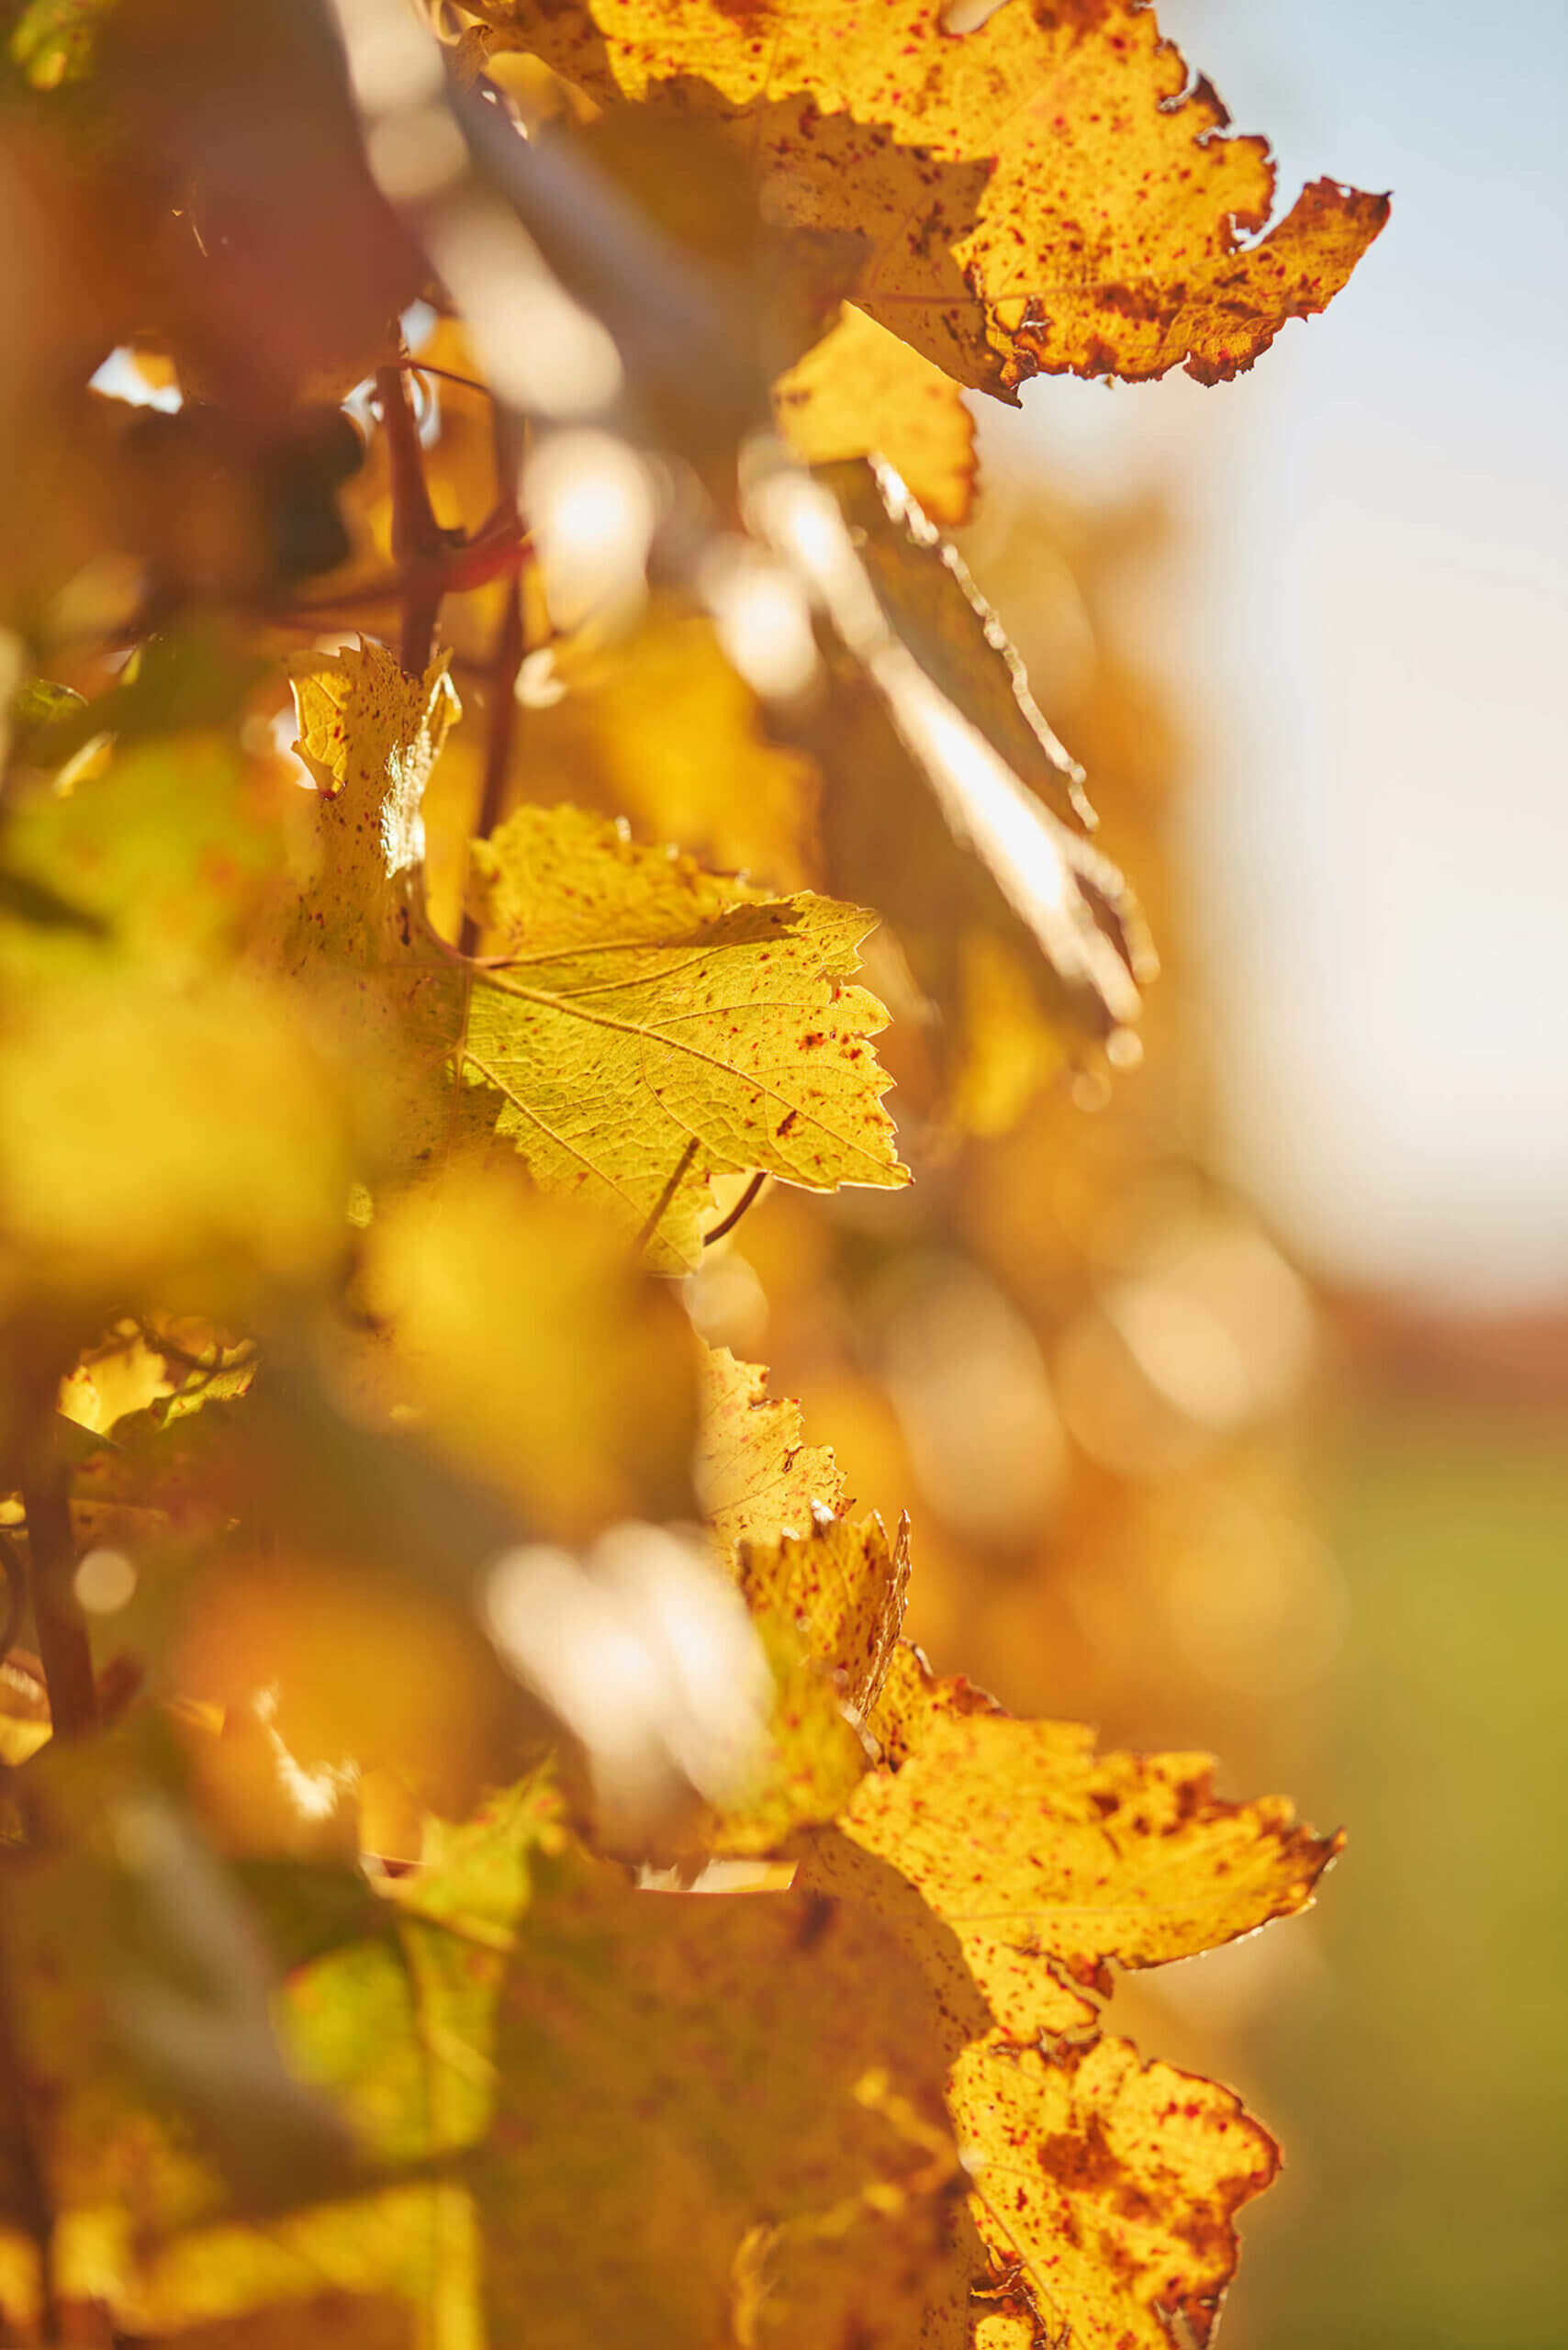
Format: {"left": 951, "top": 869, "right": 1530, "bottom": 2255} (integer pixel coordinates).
{"left": 375, "top": 359, "right": 449, "bottom": 676}
{"left": 458, "top": 576, "right": 525, "bottom": 956}
{"left": 702, "top": 1171, "right": 769, "bottom": 1248}
{"left": 0, "top": 1533, "right": 24, "bottom": 1665}
{"left": 18, "top": 1472, "right": 96, "bottom": 1739}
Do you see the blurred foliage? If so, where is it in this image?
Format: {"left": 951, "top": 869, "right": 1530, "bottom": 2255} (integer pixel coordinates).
{"left": 0, "top": 1, "right": 1391, "bottom": 2344}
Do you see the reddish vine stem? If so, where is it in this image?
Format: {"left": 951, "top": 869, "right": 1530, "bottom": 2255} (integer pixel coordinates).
{"left": 375, "top": 360, "right": 449, "bottom": 677}
{"left": 702, "top": 1171, "right": 769, "bottom": 1248}
{"left": 19, "top": 1471, "right": 97, "bottom": 1739}
{"left": 0, "top": 1942, "right": 60, "bottom": 2343}
{"left": 458, "top": 575, "right": 525, "bottom": 957}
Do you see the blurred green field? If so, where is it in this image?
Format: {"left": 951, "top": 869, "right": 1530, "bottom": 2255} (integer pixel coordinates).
{"left": 1174, "top": 1386, "right": 1568, "bottom": 2348}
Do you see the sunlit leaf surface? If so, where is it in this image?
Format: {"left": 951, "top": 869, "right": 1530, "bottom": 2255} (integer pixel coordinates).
{"left": 487, "top": 0, "right": 1387, "bottom": 395}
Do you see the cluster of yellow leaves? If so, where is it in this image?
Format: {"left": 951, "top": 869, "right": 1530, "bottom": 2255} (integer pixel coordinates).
{"left": 699, "top": 1375, "right": 1340, "bottom": 2346}
{"left": 278, "top": 640, "right": 905, "bottom": 1270}
{"left": 0, "top": 0, "right": 1383, "bottom": 2342}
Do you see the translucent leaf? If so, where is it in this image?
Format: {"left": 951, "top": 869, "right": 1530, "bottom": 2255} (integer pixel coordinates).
{"left": 487, "top": 0, "right": 1388, "bottom": 397}
{"left": 0, "top": 727, "right": 280, "bottom": 988}
{"left": 276, "top": 639, "right": 472, "bottom": 1173}
{"left": 954, "top": 2033, "right": 1279, "bottom": 2350}
{"left": 465, "top": 804, "right": 906, "bottom": 1270}
{"left": 736, "top": 1509, "right": 910, "bottom": 1722}
{"left": 776, "top": 304, "right": 977, "bottom": 526}
{"left": 359, "top": 1163, "right": 701, "bottom": 1542}
{"left": 813, "top": 1643, "right": 1339, "bottom": 2040}
{"left": 781, "top": 457, "right": 1152, "bottom": 1079}
{"left": 696, "top": 1345, "right": 847, "bottom": 1555}
{"left": 0, "top": 972, "right": 363, "bottom": 1323}
{"left": 467, "top": 599, "right": 820, "bottom": 890}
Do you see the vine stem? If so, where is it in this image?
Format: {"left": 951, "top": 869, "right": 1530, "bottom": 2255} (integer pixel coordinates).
{"left": 19, "top": 1470, "right": 96, "bottom": 1739}
{"left": 375, "top": 359, "right": 449, "bottom": 677}
{"left": 457, "top": 577, "right": 525, "bottom": 957}
{"left": 703, "top": 1171, "right": 769, "bottom": 1248}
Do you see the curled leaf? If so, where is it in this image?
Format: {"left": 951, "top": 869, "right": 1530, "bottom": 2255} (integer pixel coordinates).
{"left": 487, "top": 0, "right": 1388, "bottom": 397}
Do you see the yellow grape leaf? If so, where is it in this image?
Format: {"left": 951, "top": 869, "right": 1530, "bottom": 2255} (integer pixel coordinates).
{"left": 703, "top": 1507, "right": 910, "bottom": 1857}
{"left": 487, "top": 0, "right": 1388, "bottom": 396}
{"left": 736, "top": 1509, "right": 910, "bottom": 1722}
{"left": 0, "top": 728, "right": 280, "bottom": 988}
{"left": 775, "top": 304, "right": 977, "bottom": 526}
{"left": 474, "top": 1859, "right": 967, "bottom": 2348}
{"left": 0, "top": 971, "right": 362, "bottom": 1323}
{"left": 799, "top": 458, "right": 1152, "bottom": 1076}
{"left": 2, "top": 1780, "right": 562, "bottom": 2341}
{"left": 825, "top": 1645, "right": 1340, "bottom": 2040}
{"left": 464, "top": 805, "right": 906, "bottom": 1271}
{"left": 494, "top": 599, "right": 819, "bottom": 889}
{"left": 696, "top": 1345, "right": 847, "bottom": 1555}
{"left": 357, "top": 1161, "right": 700, "bottom": 1543}
{"left": 703, "top": 1610, "right": 870, "bottom": 1858}
{"left": 279, "top": 638, "right": 472, "bottom": 1170}
{"left": 954, "top": 2033, "right": 1279, "bottom": 2350}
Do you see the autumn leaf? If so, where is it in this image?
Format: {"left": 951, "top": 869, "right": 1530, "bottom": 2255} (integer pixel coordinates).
{"left": 700, "top": 1506, "right": 912, "bottom": 1855}
{"left": 736, "top": 1509, "right": 910, "bottom": 1723}
{"left": 955, "top": 2033, "right": 1280, "bottom": 2350}
{"left": 483, "top": 0, "right": 1388, "bottom": 397}
{"left": 473, "top": 1859, "right": 967, "bottom": 2349}
{"left": 276, "top": 637, "right": 473, "bottom": 1174}
{"left": 696, "top": 1344, "right": 848, "bottom": 1556}
{"left": 0, "top": 972, "right": 364, "bottom": 1324}
{"left": 813, "top": 1641, "right": 1341, "bottom": 2039}
{"left": 464, "top": 803, "right": 906, "bottom": 1270}
{"left": 460, "top": 599, "right": 820, "bottom": 890}
{"left": 789, "top": 457, "right": 1153, "bottom": 1081}
{"left": 356, "top": 1160, "right": 701, "bottom": 1542}
{"left": 776, "top": 304, "right": 977, "bottom": 527}
{"left": 0, "top": 723, "right": 279, "bottom": 988}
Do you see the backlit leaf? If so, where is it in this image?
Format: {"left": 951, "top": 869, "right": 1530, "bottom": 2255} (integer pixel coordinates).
{"left": 827, "top": 1642, "right": 1340, "bottom": 2038}
{"left": 487, "top": 0, "right": 1388, "bottom": 396}
{"left": 357, "top": 1161, "right": 700, "bottom": 1541}
{"left": 790, "top": 457, "right": 1153, "bottom": 1080}
{"left": 696, "top": 1344, "right": 848, "bottom": 1555}
{"left": 278, "top": 638, "right": 471, "bottom": 1172}
{"left": 954, "top": 2033, "right": 1279, "bottom": 2350}
{"left": 476, "top": 600, "right": 820, "bottom": 890}
{"left": 776, "top": 304, "right": 977, "bottom": 527}
{"left": 464, "top": 804, "right": 906, "bottom": 1270}
{"left": 736, "top": 1509, "right": 910, "bottom": 1722}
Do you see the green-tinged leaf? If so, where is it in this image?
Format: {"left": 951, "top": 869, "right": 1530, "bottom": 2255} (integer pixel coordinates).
{"left": 0, "top": 727, "right": 280, "bottom": 985}
{"left": 22, "top": 626, "right": 267, "bottom": 767}
{"left": 357, "top": 1161, "right": 700, "bottom": 1543}
{"left": 0, "top": 972, "right": 363, "bottom": 1321}
{"left": 0, "top": 1818, "right": 354, "bottom": 2247}
{"left": 475, "top": 1859, "right": 970, "bottom": 2347}
{"left": 465, "top": 804, "right": 906, "bottom": 1270}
